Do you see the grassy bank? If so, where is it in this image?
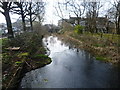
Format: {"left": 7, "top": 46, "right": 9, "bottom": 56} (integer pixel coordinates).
{"left": 56, "top": 31, "right": 120, "bottom": 64}
{"left": 2, "top": 32, "right": 51, "bottom": 89}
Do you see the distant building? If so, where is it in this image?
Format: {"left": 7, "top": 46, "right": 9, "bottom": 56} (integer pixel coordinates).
{"left": 58, "top": 17, "right": 116, "bottom": 33}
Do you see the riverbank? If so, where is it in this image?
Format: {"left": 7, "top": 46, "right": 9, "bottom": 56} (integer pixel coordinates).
{"left": 2, "top": 32, "right": 52, "bottom": 89}
{"left": 20, "top": 34, "right": 120, "bottom": 88}
{"left": 55, "top": 31, "right": 120, "bottom": 65}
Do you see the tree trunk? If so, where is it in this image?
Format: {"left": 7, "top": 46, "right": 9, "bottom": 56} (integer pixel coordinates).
{"left": 21, "top": 8, "right": 26, "bottom": 31}
{"left": 30, "top": 14, "right": 33, "bottom": 31}
{"left": 117, "top": 16, "right": 120, "bottom": 34}
{"left": 4, "top": 10, "right": 14, "bottom": 38}
{"left": 29, "top": 3, "right": 33, "bottom": 31}
{"left": 77, "top": 19, "right": 80, "bottom": 25}
{"left": 21, "top": 15, "right": 26, "bottom": 31}
{"left": 22, "top": 17, "right": 26, "bottom": 31}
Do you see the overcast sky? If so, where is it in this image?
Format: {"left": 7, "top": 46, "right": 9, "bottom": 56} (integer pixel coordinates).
{"left": 0, "top": 0, "right": 62, "bottom": 25}
{"left": 0, "top": 0, "right": 114, "bottom": 25}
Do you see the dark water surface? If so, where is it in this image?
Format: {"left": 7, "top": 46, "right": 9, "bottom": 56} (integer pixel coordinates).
{"left": 20, "top": 36, "right": 120, "bottom": 88}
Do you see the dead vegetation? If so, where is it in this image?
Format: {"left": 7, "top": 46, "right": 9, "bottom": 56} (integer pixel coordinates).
{"left": 56, "top": 31, "right": 120, "bottom": 64}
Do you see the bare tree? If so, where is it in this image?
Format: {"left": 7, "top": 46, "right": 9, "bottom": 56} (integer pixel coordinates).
{"left": 26, "top": 1, "right": 45, "bottom": 31}
{"left": 85, "top": 1, "right": 103, "bottom": 33}
{"left": 12, "top": 2, "right": 28, "bottom": 31}
{"left": 64, "top": 0, "right": 86, "bottom": 25}
{"left": 0, "top": 2, "right": 14, "bottom": 38}
{"left": 27, "top": 2, "right": 33, "bottom": 31}
{"left": 55, "top": 0, "right": 86, "bottom": 25}
{"left": 113, "top": 0, "right": 120, "bottom": 34}
{"left": 106, "top": 7, "right": 116, "bottom": 34}
{"left": 106, "top": 0, "right": 120, "bottom": 34}
{"left": 54, "top": 2, "right": 64, "bottom": 19}
{"left": 35, "top": 2, "right": 45, "bottom": 24}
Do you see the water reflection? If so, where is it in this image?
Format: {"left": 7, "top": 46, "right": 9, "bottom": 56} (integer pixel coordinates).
{"left": 20, "top": 36, "right": 120, "bottom": 88}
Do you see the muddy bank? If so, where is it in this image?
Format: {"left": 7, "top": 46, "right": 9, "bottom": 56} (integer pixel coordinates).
{"left": 54, "top": 31, "right": 120, "bottom": 65}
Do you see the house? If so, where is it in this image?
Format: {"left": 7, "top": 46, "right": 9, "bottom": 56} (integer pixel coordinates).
{"left": 58, "top": 16, "right": 116, "bottom": 33}
{"left": 58, "top": 17, "right": 87, "bottom": 27}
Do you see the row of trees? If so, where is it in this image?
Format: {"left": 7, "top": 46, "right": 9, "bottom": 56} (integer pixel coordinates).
{"left": 56, "top": 0, "right": 120, "bottom": 34}
{"left": 0, "top": 1, "right": 45, "bottom": 38}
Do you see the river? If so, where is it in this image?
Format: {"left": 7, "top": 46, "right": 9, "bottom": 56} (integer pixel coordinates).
{"left": 20, "top": 36, "right": 120, "bottom": 88}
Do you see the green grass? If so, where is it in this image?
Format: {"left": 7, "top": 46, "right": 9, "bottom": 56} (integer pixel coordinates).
{"left": 18, "top": 52, "right": 29, "bottom": 57}
{"left": 96, "top": 56, "right": 107, "bottom": 61}
{"left": 93, "top": 44, "right": 105, "bottom": 47}
{"left": 32, "top": 54, "right": 48, "bottom": 59}
{"left": 15, "top": 61, "right": 22, "bottom": 64}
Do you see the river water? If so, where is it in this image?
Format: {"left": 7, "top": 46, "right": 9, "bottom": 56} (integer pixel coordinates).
{"left": 20, "top": 36, "right": 120, "bottom": 88}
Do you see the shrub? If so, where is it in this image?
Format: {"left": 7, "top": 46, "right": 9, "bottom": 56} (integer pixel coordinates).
{"left": 3, "top": 32, "right": 44, "bottom": 55}
{"left": 74, "top": 25, "right": 84, "bottom": 34}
